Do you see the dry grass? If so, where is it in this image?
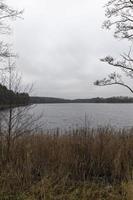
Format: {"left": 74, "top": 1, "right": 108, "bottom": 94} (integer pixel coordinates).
{"left": 0, "top": 127, "right": 133, "bottom": 199}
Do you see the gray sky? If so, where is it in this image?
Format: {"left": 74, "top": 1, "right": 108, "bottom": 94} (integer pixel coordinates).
{"left": 8, "top": 0, "right": 132, "bottom": 98}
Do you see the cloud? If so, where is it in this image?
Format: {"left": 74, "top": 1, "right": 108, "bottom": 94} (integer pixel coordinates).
{"left": 8, "top": 0, "right": 132, "bottom": 98}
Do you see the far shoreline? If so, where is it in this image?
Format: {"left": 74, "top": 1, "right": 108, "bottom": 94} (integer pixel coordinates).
{"left": 30, "top": 96, "right": 133, "bottom": 104}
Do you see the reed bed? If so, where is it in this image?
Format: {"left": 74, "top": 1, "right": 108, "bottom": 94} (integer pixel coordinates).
{"left": 0, "top": 127, "right": 133, "bottom": 199}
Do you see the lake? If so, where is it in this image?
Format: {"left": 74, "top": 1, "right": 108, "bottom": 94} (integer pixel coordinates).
{"left": 29, "top": 103, "right": 133, "bottom": 130}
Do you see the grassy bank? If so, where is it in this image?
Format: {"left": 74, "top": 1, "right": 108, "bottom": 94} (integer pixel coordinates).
{"left": 0, "top": 127, "right": 133, "bottom": 199}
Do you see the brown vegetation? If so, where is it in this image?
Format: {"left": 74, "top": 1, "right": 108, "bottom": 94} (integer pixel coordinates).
{"left": 0, "top": 127, "right": 133, "bottom": 199}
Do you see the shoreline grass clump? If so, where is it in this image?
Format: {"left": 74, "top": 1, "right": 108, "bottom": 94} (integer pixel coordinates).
{"left": 0, "top": 127, "right": 133, "bottom": 199}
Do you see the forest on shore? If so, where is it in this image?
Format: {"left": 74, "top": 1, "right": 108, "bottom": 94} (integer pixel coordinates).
{"left": 30, "top": 96, "right": 133, "bottom": 104}
{"left": 1, "top": 82, "right": 133, "bottom": 107}
{"left": 0, "top": 84, "right": 29, "bottom": 109}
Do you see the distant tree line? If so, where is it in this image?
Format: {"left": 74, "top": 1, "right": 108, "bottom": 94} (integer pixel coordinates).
{"left": 0, "top": 83, "right": 30, "bottom": 106}
{"left": 30, "top": 96, "right": 133, "bottom": 104}
{"left": 30, "top": 96, "right": 71, "bottom": 104}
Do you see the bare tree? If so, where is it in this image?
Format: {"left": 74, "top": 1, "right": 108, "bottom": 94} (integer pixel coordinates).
{"left": 0, "top": 56, "right": 42, "bottom": 161}
{"left": 0, "top": 1, "right": 22, "bottom": 160}
{"left": 0, "top": 2, "right": 41, "bottom": 161}
{"left": 0, "top": 0, "right": 23, "bottom": 59}
{"left": 0, "top": 2, "right": 43, "bottom": 162}
{"left": 94, "top": 0, "right": 133, "bottom": 93}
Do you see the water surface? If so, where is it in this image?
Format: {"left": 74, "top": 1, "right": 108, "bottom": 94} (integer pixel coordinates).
{"left": 30, "top": 103, "right": 133, "bottom": 130}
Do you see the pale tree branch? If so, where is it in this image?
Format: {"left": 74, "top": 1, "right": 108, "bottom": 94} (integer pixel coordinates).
{"left": 103, "top": 0, "right": 133, "bottom": 40}
{"left": 94, "top": 78, "right": 133, "bottom": 94}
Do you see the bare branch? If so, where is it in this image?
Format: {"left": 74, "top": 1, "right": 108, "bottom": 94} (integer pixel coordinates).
{"left": 94, "top": 72, "right": 133, "bottom": 93}
{"left": 103, "top": 0, "right": 133, "bottom": 40}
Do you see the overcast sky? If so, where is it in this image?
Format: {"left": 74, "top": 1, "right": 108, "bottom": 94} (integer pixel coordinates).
{"left": 8, "top": 0, "right": 132, "bottom": 98}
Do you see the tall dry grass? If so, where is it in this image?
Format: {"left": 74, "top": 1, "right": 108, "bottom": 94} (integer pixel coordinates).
{"left": 0, "top": 127, "right": 133, "bottom": 198}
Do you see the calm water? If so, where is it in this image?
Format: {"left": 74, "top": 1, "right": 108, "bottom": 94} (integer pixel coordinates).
{"left": 29, "top": 103, "right": 133, "bottom": 130}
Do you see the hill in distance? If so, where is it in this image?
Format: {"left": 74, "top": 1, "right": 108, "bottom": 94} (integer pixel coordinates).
{"left": 30, "top": 96, "right": 133, "bottom": 104}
